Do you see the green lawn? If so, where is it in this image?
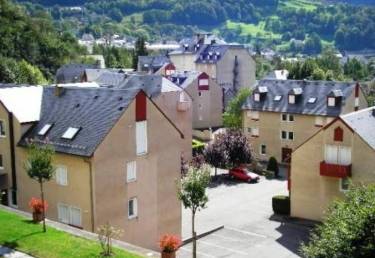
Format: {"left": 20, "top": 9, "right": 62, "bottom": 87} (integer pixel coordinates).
{"left": 226, "top": 20, "right": 281, "bottom": 39}
{"left": 0, "top": 209, "right": 143, "bottom": 258}
{"left": 278, "top": 0, "right": 320, "bottom": 11}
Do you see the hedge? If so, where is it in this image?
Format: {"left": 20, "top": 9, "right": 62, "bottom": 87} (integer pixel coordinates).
{"left": 272, "top": 195, "right": 290, "bottom": 215}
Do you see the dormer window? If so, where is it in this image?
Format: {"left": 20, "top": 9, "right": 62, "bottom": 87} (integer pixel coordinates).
{"left": 38, "top": 124, "right": 53, "bottom": 136}
{"left": 288, "top": 95, "right": 295, "bottom": 104}
{"left": 328, "top": 97, "right": 336, "bottom": 107}
{"left": 62, "top": 127, "right": 80, "bottom": 140}
{"left": 253, "top": 86, "right": 268, "bottom": 102}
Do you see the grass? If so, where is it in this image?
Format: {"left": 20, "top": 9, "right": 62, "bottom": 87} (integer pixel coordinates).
{"left": 278, "top": 0, "right": 321, "bottom": 11}
{"left": 0, "top": 209, "right": 143, "bottom": 258}
{"left": 226, "top": 20, "right": 281, "bottom": 39}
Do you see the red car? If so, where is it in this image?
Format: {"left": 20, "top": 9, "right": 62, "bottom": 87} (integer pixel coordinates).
{"left": 229, "top": 167, "right": 260, "bottom": 183}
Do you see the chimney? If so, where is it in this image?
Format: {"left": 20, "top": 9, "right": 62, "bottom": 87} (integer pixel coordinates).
{"left": 54, "top": 85, "right": 65, "bottom": 97}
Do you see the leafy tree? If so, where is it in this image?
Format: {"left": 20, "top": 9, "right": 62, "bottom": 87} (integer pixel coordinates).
{"left": 267, "top": 157, "right": 279, "bottom": 177}
{"left": 17, "top": 60, "right": 47, "bottom": 85}
{"left": 223, "top": 88, "right": 251, "bottom": 128}
{"left": 178, "top": 166, "right": 210, "bottom": 258}
{"left": 301, "top": 184, "right": 375, "bottom": 258}
{"left": 24, "top": 142, "right": 55, "bottom": 232}
{"left": 311, "top": 67, "right": 326, "bottom": 80}
{"left": 222, "top": 129, "right": 252, "bottom": 168}
{"left": 204, "top": 139, "right": 227, "bottom": 177}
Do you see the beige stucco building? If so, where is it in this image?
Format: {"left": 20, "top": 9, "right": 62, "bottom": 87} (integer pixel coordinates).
{"left": 169, "top": 33, "right": 256, "bottom": 105}
{"left": 169, "top": 71, "right": 223, "bottom": 129}
{"left": 290, "top": 107, "right": 375, "bottom": 221}
{"left": 0, "top": 84, "right": 185, "bottom": 250}
{"left": 242, "top": 80, "right": 368, "bottom": 163}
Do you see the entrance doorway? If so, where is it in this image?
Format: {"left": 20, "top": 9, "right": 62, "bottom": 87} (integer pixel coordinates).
{"left": 282, "top": 147, "right": 292, "bottom": 163}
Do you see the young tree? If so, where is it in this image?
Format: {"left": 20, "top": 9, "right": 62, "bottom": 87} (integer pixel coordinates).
{"left": 301, "top": 184, "right": 375, "bottom": 258}
{"left": 97, "top": 222, "right": 123, "bottom": 257}
{"left": 178, "top": 166, "right": 210, "bottom": 258}
{"left": 223, "top": 88, "right": 251, "bottom": 128}
{"left": 222, "top": 129, "right": 252, "bottom": 168}
{"left": 204, "top": 139, "right": 227, "bottom": 177}
{"left": 24, "top": 142, "right": 55, "bottom": 232}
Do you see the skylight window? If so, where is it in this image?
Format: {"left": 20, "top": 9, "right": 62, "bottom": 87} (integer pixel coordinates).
{"left": 61, "top": 127, "right": 80, "bottom": 140}
{"left": 308, "top": 97, "right": 317, "bottom": 104}
{"left": 38, "top": 124, "right": 53, "bottom": 136}
{"left": 274, "top": 95, "right": 282, "bottom": 101}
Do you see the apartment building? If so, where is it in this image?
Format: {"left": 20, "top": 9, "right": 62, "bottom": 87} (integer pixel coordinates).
{"left": 169, "top": 32, "right": 256, "bottom": 103}
{"left": 169, "top": 71, "right": 223, "bottom": 129}
{"left": 291, "top": 107, "right": 375, "bottom": 221}
{"left": 242, "top": 80, "right": 368, "bottom": 163}
{"left": 0, "top": 84, "right": 185, "bottom": 250}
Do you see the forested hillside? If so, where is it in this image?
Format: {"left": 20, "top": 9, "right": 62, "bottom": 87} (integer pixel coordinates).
{"left": 16, "top": 0, "right": 375, "bottom": 53}
{"left": 0, "top": 0, "right": 86, "bottom": 84}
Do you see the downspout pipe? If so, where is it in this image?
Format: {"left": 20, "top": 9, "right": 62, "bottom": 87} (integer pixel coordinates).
{"left": 84, "top": 158, "right": 95, "bottom": 233}
{"left": 8, "top": 112, "right": 17, "bottom": 204}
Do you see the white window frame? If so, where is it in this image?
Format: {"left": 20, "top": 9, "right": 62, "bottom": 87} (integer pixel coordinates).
{"left": 260, "top": 144, "right": 266, "bottom": 155}
{"left": 38, "top": 124, "right": 53, "bottom": 136}
{"left": 61, "top": 127, "right": 80, "bottom": 140}
{"left": 315, "top": 116, "right": 324, "bottom": 126}
{"left": 281, "top": 114, "right": 294, "bottom": 122}
{"left": 288, "top": 114, "right": 294, "bottom": 122}
{"left": 136, "top": 121, "right": 148, "bottom": 156}
{"left": 288, "top": 95, "right": 295, "bottom": 104}
{"left": 251, "top": 111, "right": 259, "bottom": 120}
{"left": 288, "top": 132, "right": 294, "bottom": 141}
{"left": 354, "top": 97, "right": 359, "bottom": 107}
{"left": 55, "top": 165, "right": 68, "bottom": 186}
{"left": 281, "top": 130, "right": 287, "bottom": 140}
{"left": 254, "top": 93, "right": 260, "bottom": 102}
{"left": 339, "top": 177, "right": 350, "bottom": 192}
{"left": 128, "top": 198, "right": 138, "bottom": 219}
{"left": 251, "top": 127, "right": 259, "bottom": 137}
{"left": 58, "top": 203, "right": 82, "bottom": 227}
{"left": 328, "top": 97, "right": 336, "bottom": 107}
{"left": 324, "top": 145, "right": 352, "bottom": 165}
{"left": 126, "top": 161, "right": 137, "bottom": 183}
{"left": 0, "top": 120, "right": 6, "bottom": 137}
{"left": 199, "top": 79, "right": 209, "bottom": 86}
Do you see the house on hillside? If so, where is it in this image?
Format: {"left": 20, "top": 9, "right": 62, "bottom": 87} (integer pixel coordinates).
{"left": 169, "top": 71, "right": 223, "bottom": 130}
{"left": 169, "top": 32, "right": 256, "bottom": 98}
{"left": 242, "top": 79, "right": 368, "bottom": 163}
{"left": 291, "top": 106, "right": 375, "bottom": 221}
{"left": 0, "top": 84, "right": 185, "bottom": 250}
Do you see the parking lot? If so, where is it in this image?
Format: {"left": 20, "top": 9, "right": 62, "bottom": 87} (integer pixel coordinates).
{"left": 178, "top": 168, "right": 313, "bottom": 258}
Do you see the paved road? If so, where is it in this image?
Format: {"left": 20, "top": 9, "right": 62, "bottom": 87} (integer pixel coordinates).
{"left": 179, "top": 168, "right": 313, "bottom": 258}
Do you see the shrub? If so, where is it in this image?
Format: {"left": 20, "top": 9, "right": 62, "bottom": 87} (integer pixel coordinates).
{"left": 28, "top": 197, "right": 48, "bottom": 213}
{"left": 272, "top": 195, "right": 290, "bottom": 215}
{"left": 192, "top": 139, "right": 205, "bottom": 156}
{"left": 267, "top": 157, "right": 279, "bottom": 177}
{"left": 159, "top": 234, "right": 181, "bottom": 253}
{"left": 97, "top": 222, "right": 123, "bottom": 257}
{"left": 265, "top": 170, "right": 275, "bottom": 179}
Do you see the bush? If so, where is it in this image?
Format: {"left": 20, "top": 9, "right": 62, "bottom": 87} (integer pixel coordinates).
{"left": 192, "top": 140, "right": 205, "bottom": 156}
{"left": 272, "top": 195, "right": 290, "bottom": 215}
{"left": 264, "top": 170, "right": 275, "bottom": 179}
{"left": 267, "top": 157, "right": 279, "bottom": 177}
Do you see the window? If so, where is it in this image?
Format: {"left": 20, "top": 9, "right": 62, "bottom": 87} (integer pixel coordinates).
{"left": 0, "top": 120, "right": 5, "bottom": 137}
{"left": 288, "top": 132, "right": 294, "bottom": 141}
{"left": 289, "top": 115, "right": 294, "bottom": 122}
{"left": 199, "top": 115, "right": 203, "bottom": 121}
{"left": 281, "top": 114, "right": 287, "bottom": 121}
{"left": 355, "top": 98, "right": 359, "bottom": 107}
{"left": 315, "top": 116, "right": 324, "bottom": 126}
{"left": 247, "top": 128, "right": 252, "bottom": 134}
{"left": 254, "top": 93, "right": 260, "bottom": 102}
{"left": 249, "top": 111, "right": 259, "bottom": 120}
{"left": 62, "top": 127, "right": 80, "bottom": 140}
{"left": 334, "top": 127, "right": 344, "bottom": 142}
{"left": 136, "top": 121, "right": 148, "bottom": 155}
{"left": 288, "top": 95, "right": 295, "bottom": 104}
{"left": 274, "top": 95, "right": 282, "bottom": 101}
{"left": 325, "top": 145, "right": 352, "bottom": 165}
{"left": 251, "top": 128, "right": 259, "bottom": 137}
{"left": 281, "top": 131, "right": 287, "bottom": 140}
{"left": 38, "top": 124, "right": 53, "bottom": 136}
{"left": 126, "top": 161, "right": 136, "bottom": 182}
{"left": 328, "top": 97, "right": 336, "bottom": 107}
{"left": 11, "top": 189, "right": 17, "bottom": 206}
{"left": 56, "top": 165, "right": 68, "bottom": 186}
{"left": 58, "top": 203, "right": 82, "bottom": 227}
{"left": 340, "top": 177, "right": 350, "bottom": 192}
{"left": 198, "top": 92, "right": 202, "bottom": 97}
{"left": 308, "top": 97, "right": 317, "bottom": 104}
{"left": 260, "top": 144, "right": 266, "bottom": 155}
{"left": 128, "top": 198, "right": 138, "bottom": 219}
{"left": 0, "top": 154, "right": 3, "bottom": 169}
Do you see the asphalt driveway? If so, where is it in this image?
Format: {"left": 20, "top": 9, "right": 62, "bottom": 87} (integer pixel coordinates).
{"left": 178, "top": 167, "right": 313, "bottom": 258}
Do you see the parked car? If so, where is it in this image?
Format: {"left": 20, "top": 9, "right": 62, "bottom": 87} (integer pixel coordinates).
{"left": 229, "top": 167, "right": 260, "bottom": 183}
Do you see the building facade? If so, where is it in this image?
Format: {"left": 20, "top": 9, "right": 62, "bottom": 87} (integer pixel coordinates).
{"left": 290, "top": 107, "right": 375, "bottom": 221}
{"left": 242, "top": 80, "right": 368, "bottom": 163}
{"left": 0, "top": 85, "right": 184, "bottom": 250}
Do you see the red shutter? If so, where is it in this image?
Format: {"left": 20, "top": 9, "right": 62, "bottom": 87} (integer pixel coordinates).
{"left": 136, "top": 91, "right": 147, "bottom": 121}
{"left": 198, "top": 73, "right": 209, "bottom": 91}
{"left": 334, "top": 127, "right": 343, "bottom": 142}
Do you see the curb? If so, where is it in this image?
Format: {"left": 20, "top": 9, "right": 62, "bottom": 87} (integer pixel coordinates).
{"left": 181, "top": 225, "right": 224, "bottom": 246}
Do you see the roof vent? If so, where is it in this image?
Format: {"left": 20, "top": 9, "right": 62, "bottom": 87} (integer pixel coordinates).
{"left": 118, "top": 106, "right": 124, "bottom": 111}
{"left": 118, "top": 97, "right": 123, "bottom": 101}
{"left": 94, "top": 95, "right": 99, "bottom": 99}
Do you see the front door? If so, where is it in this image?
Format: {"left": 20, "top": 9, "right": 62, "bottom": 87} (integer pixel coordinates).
{"left": 282, "top": 148, "right": 292, "bottom": 163}
{"left": 1, "top": 189, "right": 8, "bottom": 206}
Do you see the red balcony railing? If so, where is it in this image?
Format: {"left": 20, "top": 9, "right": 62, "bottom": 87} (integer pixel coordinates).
{"left": 320, "top": 161, "right": 351, "bottom": 178}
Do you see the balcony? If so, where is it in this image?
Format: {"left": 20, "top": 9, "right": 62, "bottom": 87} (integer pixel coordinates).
{"left": 320, "top": 161, "right": 351, "bottom": 178}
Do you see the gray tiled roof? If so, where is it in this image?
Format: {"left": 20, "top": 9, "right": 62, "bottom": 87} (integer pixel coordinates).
{"left": 95, "top": 72, "right": 127, "bottom": 87}
{"left": 169, "top": 71, "right": 201, "bottom": 89}
{"left": 243, "top": 79, "right": 357, "bottom": 117}
{"left": 341, "top": 107, "right": 375, "bottom": 150}
{"left": 20, "top": 87, "right": 141, "bottom": 157}
{"left": 138, "top": 55, "right": 170, "bottom": 70}
{"left": 56, "top": 64, "right": 96, "bottom": 83}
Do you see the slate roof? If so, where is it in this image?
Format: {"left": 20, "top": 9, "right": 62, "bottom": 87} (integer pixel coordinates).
{"left": 95, "top": 72, "right": 127, "bottom": 87}
{"left": 341, "top": 106, "right": 375, "bottom": 150}
{"left": 20, "top": 87, "right": 141, "bottom": 157}
{"left": 195, "top": 45, "right": 231, "bottom": 64}
{"left": 243, "top": 79, "right": 357, "bottom": 117}
{"left": 138, "top": 55, "right": 170, "bottom": 71}
{"left": 56, "top": 64, "right": 97, "bottom": 83}
{"left": 117, "top": 74, "right": 182, "bottom": 98}
{"left": 169, "top": 71, "right": 201, "bottom": 89}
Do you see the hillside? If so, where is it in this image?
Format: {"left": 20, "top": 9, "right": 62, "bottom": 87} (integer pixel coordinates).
{"left": 18, "top": 0, "right": 375, "bottom": 53}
